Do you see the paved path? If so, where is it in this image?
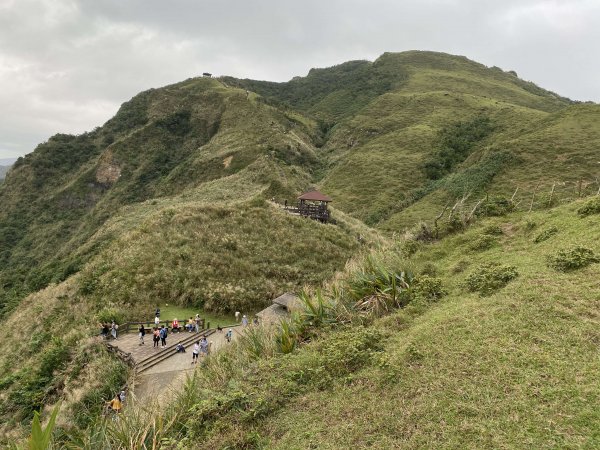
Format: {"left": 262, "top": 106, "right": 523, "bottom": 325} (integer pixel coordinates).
{"left": 114, "top": 326, "right": 243, "bottom": 405}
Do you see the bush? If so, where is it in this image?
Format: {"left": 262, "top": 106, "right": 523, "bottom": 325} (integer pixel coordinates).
{"left": 411, "top": 276, "right": 446, "bottom": 302}
{"left": 468, "top": 234, "right": 498, "bottom": 252}
{"left": 465, "top": 263, "right": 519, "bottom": 296}
{"left": 577, "top": 196, "right": 600, "bottom": 217}
{"left": 534, "top": 226, "right": 559, "bottom": 243}
{"left": 478, "top": 196, "right": 515, "bottom": 217}
{"left": 451, "top": 259, "right": 470, "bottom": 274}
{"left": 546, "top": 246, "right": 599, "bottom": 272}
{"left": 482, "top": 224, "right": 503, "bottom": 235}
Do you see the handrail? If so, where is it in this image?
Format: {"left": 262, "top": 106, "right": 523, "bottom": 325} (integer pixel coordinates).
{"left": 117, "top": 319, "right": 207, "bottom": 334}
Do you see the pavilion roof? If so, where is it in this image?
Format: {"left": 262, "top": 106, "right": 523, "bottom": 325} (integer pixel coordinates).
{"left": 298, "top": 190, "right": 332, "bottom": 202}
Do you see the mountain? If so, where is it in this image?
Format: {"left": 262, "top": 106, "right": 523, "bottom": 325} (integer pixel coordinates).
{"left": 1, "top": 51, "right": 599, "bottom": 442}
{"left": 0, "top": 165, "right": 10, "bottom": 180}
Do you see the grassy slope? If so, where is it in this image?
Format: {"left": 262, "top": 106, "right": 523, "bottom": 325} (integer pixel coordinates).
{"left": 229, "top": 51, "right": 592, "bottom": 230}
{"left": 0, "top": 77, "right": 322, "bottom": 315}
{"left": 179, "top": 200, "right": 600, "bottom": 449}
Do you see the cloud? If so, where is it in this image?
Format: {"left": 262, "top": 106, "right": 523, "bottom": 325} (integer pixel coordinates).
{"left": 0, "top": 0, "right": 598, "bottom": 158}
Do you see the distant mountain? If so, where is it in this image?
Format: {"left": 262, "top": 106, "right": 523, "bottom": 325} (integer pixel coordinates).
{"left": 0, "top": 165, "right": 9, "bottom": 180}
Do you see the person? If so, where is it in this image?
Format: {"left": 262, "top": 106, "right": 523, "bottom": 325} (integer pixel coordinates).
{"left": 200, "top": 336, "right": 209, "bottom": 356}
{"left": 195, "top": 314, "right": 201, "bottom": 333}
{"left": 217, "top": 325, "right": 223, "bottom": 333}
{"left": 242, "top": 315, "right": 248, "bottom": 327}
{"left": 175, "top": 343, "right": 186, "bottom": 353}
{"left": 225, "top": 328, "right": 233, "bottom": 343}
{"left": 155, "top": 307, "right": 161, "bottom": 318}
{"left": 138, "top": 323, "right": 146, "bottom": 345}
{"left": 153, "top": 327, "right": 160, "bottom": 348}
{"left": 284, "top": 199, "right": 288, "bottom": 208}
{"left": 159, "top": 326, "right": 167, "bottom": 348}
{"left": 119, "top": 389, "right": 126, "bottom": 404}
{"left": 235, "top": 311, "right": 241, "bottom": 322}
{"left": 187, "top": 317, "right": 195, "bottom": 332}
{"left": 253, "top": 316, "right": 259, "bottom": 326}
{"left": 172, "top": 318, "right": 179, "bottom": 332}
{"left": 100, "top": 323, "right": 109, "bottom": 339}
{"left": 154, "top": 315, "right": 160, "bottom": 326}
{"left": 192, "top": 341, "right": 200, "bottom": 364}
{"left": 111, "top": 321, "right": 118, "bottom": 340}
{"left": 107, "top": 393, "right": 122, "bottom": 414}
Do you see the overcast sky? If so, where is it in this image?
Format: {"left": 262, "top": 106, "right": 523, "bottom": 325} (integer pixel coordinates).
{"left": 1, "top": 0, "right": 599, "bottom": 160}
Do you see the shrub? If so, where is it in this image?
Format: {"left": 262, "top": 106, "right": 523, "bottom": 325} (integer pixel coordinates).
{"left": 547, "top": 246, "right": 599, "bottom": 272}
{"left": 482, "top": 224, "right": 503, "bottom": 235}
{"left": 523, "top": 219, "right": 537, "bottom": 232}
{"left": 468, "top": 234, "right": 498, "bottom": 252}
{"left": 451, "top": 259, "right": 470, "bottom": 274}
{"left": 420, "top": 262, "right": 438, "bottom": 277}
{"left": 401, "top": 240, "right": 421, "bottom": 257}
{"left": 465, "top": 263, "right": 519, "bottom": 296}
{"left": 577, "top": 196, "right": 600, "bottom": 217}
{"left": 411, "top": 275, "right": 446, "bottom": 302}
{"left": 348, "top": 257, "right": 414, "bottom": 316}
{"left": 534, "top": 226, "right": 559, "bottom": 243}
{"left": 478, "top": 196, "right": 515, "bottom": 217}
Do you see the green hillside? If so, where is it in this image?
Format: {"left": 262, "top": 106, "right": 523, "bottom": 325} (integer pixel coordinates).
{"left": 82, "top": 199, "right": 597, "bottom": 449}
{"left": 1, "top": 50, "right": 599, "bottom": 444}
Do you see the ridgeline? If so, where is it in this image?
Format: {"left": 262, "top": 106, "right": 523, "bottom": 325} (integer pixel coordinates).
{"left": 0, "top": 51, "right": 598, "bottom": 447}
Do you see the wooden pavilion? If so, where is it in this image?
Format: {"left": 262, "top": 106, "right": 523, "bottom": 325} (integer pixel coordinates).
{"left": 296, "top": 190, "right": 332, "bottom": 222}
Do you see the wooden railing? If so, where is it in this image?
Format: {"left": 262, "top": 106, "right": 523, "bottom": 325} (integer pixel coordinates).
{"left": 105, "top": 342, "right": 135, "bottom": 367}
{"left": 117, "top": 319, "right": 208, "bottom": 334}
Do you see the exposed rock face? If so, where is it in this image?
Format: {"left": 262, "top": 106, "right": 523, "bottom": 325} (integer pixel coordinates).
{"left": 96, "top": 149, "right": 121, "bottom": 185}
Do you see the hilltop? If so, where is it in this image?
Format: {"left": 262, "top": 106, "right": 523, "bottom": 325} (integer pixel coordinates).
{"left": 1, "top": 50, "right": 599, "bottom": 442}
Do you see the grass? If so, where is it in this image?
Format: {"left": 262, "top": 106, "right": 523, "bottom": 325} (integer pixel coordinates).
{"left": 157, "top": 305, "right": 233, "bottom": 328}
{"left": 76, "top": 199, "right": 598, "bottom": 449}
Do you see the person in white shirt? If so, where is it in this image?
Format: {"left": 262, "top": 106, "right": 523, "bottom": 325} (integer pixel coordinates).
{"left": 192, "top": 341, "right": 200, "bottom": 364}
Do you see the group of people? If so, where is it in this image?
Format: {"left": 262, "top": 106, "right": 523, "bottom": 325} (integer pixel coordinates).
{"left": 235, "top": 311, "right": 259, "bottom": 327}
{"left": 191, "top": 336, "right": 210, "bottom": 363}
{"left": 99, "top": 321, "right": 119, "bottom": 340}
{"left": 137, "top": 323, "right": 170, "bottom": 348}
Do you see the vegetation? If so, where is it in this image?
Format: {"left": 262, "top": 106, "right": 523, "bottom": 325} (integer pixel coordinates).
{"left": 1, "top": 50, "right": 600, "bottom": 445}
{"left": 546, "top": 246, "right": 599, "bottom": 272}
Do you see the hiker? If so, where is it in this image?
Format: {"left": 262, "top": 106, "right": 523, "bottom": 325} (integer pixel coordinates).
{"left": 225, "top": 328, "right": 233, "bottom": 343}
{"left": 154, "top": 315, "right": 160, "bottom": 326}
{"left": 155, "top": 307, "right": 160, "bottom": 318}
{"left": 186, "top": 317, "right": 194, "bottom": 332}
{"left": 111, "top": 321, "right": 118, "bottom": 340}
{"left": 100, "top": 323, "right": 109, "bottom": 339}
{"left": 235, "top": 311, "right": 241, "bottom": 322}
{"left": 195, "top": 314, "right": 201, "bottom": 333}
{"left": 253, "top": 316, "right": 259, "bottom": 326}
{"left": 242, "top": 315, "right": 248, "bottom": 327}
{"left": 200, "top": 336, "right": 209, "bottom": 356}
{"left": 119, "top": 389, "right": 126, "bottom": 404}
{"left": 172, "top": 318, "right": 180, "bottom": 332}
{"left": 153, "top": 327, "right": 160, "bottom": 348}
{"left": 139, "top": 323, "right": 146, "bottom": 345}
{"left": 160, "top": 326, "right": 168, "bottom": 347}
{"left": 107, "top": 393, "right": 122, "bottom": 414}
{"left": 192, "top": 341, "right": 200, "bottom": 364}
{"left": 175, "top": 343, "right": 186, "bottom": 353}
{"left": 284, "top": 199, "right": 288, "bottom": 208}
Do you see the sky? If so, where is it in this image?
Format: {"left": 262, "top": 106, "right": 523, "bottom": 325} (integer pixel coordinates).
{"left": 1, "top": 0, "right": 599, "bottom": 160}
